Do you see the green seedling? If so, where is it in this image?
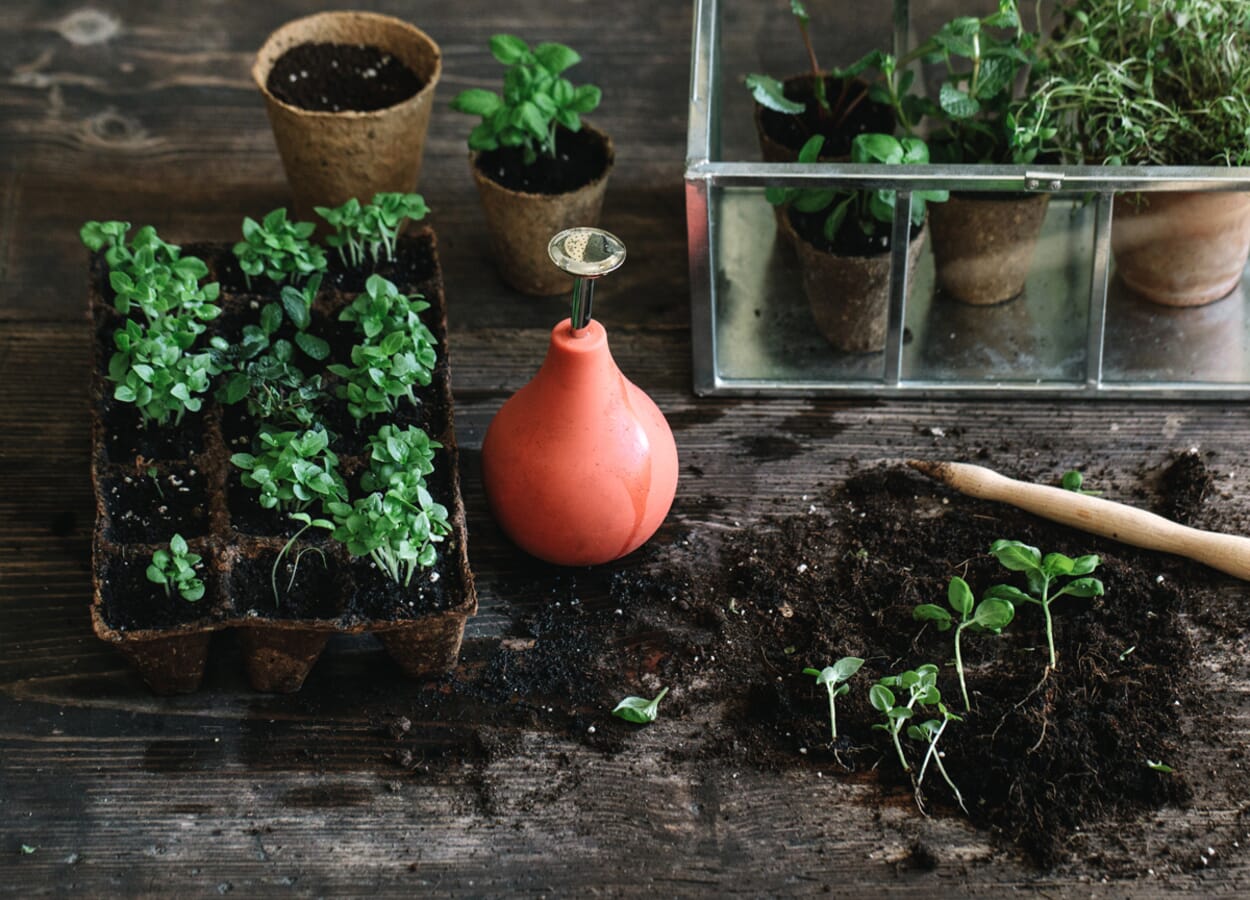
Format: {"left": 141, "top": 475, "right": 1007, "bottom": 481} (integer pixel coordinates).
{"left": 230, "top": 426, "right": 347, "bottom": 514}
{"left": 1060, "top": 469, "right": 1102, "bottom": 495}
{"left": 232, "top": 208, "right": 327, "bottom": 289}
{"left": 451, "top": 34, "right": 601, "bottom": 165}
{"left": 802, "top": 656, "right": 864, "bottom": 740}
{"left": 985, "top": 540, "right": 1104, "bottom": 670}
{"left": 146, "top": 534, "right": 205, "bottom": 602}
{"left": 361, "top": 424, "right": 440, "bottom": 495}
{"left": 316, "top": 193, "right": 429, "bottom": 267}
{"left": 1146, "top": 760, "right": 1175, "bottom": 773}
{"left": 271, "top": 512, "right": 334, "bottom": 605}
{"left": 913, "top": 575, "right": 1015, "bottom": 711}
{"left": 907, "top": 703, "right": 967, "bottom": 813}
{"left": 612, "top": 687, "right": 669, "bottom": 724}
{"left": 870, "top": 663, "right": 941, "bottom": 772}
{"left": 109, "top": 317, "right": 219, "bottom": 427}
{"left": 766, "top": 132, "right": 947, "bottom": 247}
{"left": 746, "top": 2, "right": 832, "bottom": 116}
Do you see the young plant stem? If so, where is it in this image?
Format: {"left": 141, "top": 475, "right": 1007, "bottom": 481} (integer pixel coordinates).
{"left": 892, "top": 693, "right": 922, "bottom": 771}
{"left": 918, "top": 719, "right": 968, "bottom": 814}
{"left": 826, "top": 684, "right": 838, "bottom": 741}
{"left": 1041, "top": 577, "right": 1057, "bottom": 669}
{"left": 273, "top": 520, "right": 313, "bottom": 605}
{"left": 954, "top": 623, "right": 970, "bottom": 711}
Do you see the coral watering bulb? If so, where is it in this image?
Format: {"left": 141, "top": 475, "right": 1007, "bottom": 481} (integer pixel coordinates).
{"left": 480, "top": 228, "right": 679, "bottom": 566}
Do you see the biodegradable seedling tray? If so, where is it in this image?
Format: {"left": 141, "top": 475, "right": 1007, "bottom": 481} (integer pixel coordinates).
{"left": 88, "top": 228, "right": 476, "bottom": 694}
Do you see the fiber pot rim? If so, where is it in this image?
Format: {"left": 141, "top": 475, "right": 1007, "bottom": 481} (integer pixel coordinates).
{"left": 469, "top": 121, "right": 615, "bottom": 200}
{"left": 251, "top": 10, "right": 442, "bottom": 121}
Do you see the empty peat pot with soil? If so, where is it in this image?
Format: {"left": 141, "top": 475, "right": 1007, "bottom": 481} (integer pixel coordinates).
{"left": 82, "top": 199, "right": 475, "bottom": 695}
{"left": 452, "top": 35, "right": 612, "bottom": 296}
{"left": 253, "top": 11, "right": 442, "bottom": 219}
{"left": 769, "top": 133, "right": 944, "bottom": 353}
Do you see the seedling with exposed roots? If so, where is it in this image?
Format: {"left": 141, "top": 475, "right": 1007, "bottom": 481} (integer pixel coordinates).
{"left": 913, "top": 575, "right": 1014, "bottom": 711}
{"left": 803, "top": 656, "right": 864, "bottom": 741}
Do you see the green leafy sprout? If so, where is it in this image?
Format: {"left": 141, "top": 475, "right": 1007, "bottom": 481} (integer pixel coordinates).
{"left": 450, "top": 34, "right": 602, "bottom": 165}
{"left": 327, "top": 424, "right": 450, "bottom": 586}
{"left": 145, "top": 534, "right": 206, "bottom": 602}
{"left": 985, "top": 540, "right": 1104, "bottom": 670}
{"left": 766, "top": 132, "right": 947, "bottom": 246}
{"left": 1060, "top": 469, "right": 1102, "bottom": 495}
{"left": 802, "top": 656, "right": 864, "bottom": 740}
{"left": 272, "top": 512, "right": 334, "bottom": 606}
{"left": 230, "top": 426, "right": 347, "bottom": 514}
{"left": 870, "top": 663, "right": 940, "bottom": 772}
{"left": 232, "top": 208, "right": 327, "bottom": 289}
{"left": 612, "top": 686, "right": 669, "bottom": 724}
{"left": 913, "top": 575, "right": 1015, "bottom": 711}
{"left": 328, "top": 275, "right": 437, "bottom": 420}
{"left": 316, "top": 193, "right": 429, "bottom": 268}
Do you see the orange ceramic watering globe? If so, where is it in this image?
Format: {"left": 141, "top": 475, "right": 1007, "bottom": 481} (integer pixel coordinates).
{"left": 481, "top": 228, "right": 679, "bottom": 566}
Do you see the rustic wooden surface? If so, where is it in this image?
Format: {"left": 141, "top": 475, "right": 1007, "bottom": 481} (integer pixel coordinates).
{"left": 2, "top": 0, "right": 1249, "bottom": 895}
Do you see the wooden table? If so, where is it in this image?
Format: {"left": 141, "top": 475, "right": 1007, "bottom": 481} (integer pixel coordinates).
{"left": 3, "top": 1, "right": 1248, "bottom": 894}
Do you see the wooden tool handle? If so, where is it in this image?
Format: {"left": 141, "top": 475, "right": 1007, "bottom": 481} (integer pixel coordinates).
{"left": 909, "top": 460, "right": 1250, "bottom": 582}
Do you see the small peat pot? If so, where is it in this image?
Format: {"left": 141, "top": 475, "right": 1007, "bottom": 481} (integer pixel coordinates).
{"left": 1112, "top": 191, "right": 1250, "bottom": 307}
{"left": 87, "top": 226, "right": 476, "bottom": 695}
{"left": 753, "top": 74, "right": 895, "bottom": 163}
{"left": 470, "top": 123, "right": 615, "bottom": 296}
{"left": 928, "top": 192, "right": 1050, "bottom": 306}
{"left": 779, "top": 211, "right": 926, "bottom": 354}
{"left": 252, "top": 11, "right": 442, "bottom": 219}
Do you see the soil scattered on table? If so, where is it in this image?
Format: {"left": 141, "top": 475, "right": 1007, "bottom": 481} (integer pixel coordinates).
{"left": 389, "top": 459, "right": 1238, "bottom": 868}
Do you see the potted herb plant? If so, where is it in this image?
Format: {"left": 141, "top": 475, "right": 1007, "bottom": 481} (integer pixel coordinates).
{"left": 252, "top": 11, "right": 442, "bottom": 220}
{"left": 82, "top": 201, "right": 476, "bottom": 695}
{"left": 767, "top": 132, "right": 947, "bottom": 353}
{"left": 451, "top": 34, "right": 611, "bottom": 296}
{"left": 1025, "top": 0, "right": 1250, "bottom": 306}
{"left": 745, "top": 1, "right": 896, "bottom": 163}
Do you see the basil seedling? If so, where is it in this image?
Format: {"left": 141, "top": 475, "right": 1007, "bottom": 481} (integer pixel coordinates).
{"left": 232, "top": 207, "right": 327, "bottom": 289}
{"left": 870, "top": 663, "right": 941, "bottom": 772}
{"left": 914, "top": 575, "right": 1014, "bottom": 711}
{"left": 271, "top": 512, "right": 334, "bottom": 605}
{"left": 802, "top": 656, "right": 864, "bottom": 740}
{"left": 146, "top": 534, "right": 205, "bottom": 602}
{"left": 985, "top": 540, "right": 1104, "bottom": 671}
{"left": 317, "top": 193, "right": 429, "bottom": 267}
{"left": 612, "top": 687, "right": 669, "bottom": 724}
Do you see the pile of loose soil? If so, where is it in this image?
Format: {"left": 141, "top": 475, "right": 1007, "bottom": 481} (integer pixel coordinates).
{"left": 418, "top": 456, "right": 1231, "bottom": 867}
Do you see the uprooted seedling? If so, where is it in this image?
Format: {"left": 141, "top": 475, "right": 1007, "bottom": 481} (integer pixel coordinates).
{"left": 802, "top": 656, "right": 864, "bottom": 741}
{"left": 871, "top": 664, "right": 966, "bottom": 813}
{"left": 913, "top": 575, "right": 1014, "bottom": 711}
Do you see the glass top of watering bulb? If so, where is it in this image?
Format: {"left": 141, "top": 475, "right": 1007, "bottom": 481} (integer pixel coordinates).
{"left": 548, "top": 227, "right": 627, "bottom": 334}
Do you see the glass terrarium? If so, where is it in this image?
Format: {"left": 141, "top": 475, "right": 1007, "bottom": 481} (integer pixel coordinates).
{"left": 685, "top": 0, "right": 1250, "bottom": 396}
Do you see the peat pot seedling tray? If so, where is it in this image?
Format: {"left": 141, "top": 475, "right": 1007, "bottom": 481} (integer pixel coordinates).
{"left": 88, "top": 228, "right": 476, "bottom": 694}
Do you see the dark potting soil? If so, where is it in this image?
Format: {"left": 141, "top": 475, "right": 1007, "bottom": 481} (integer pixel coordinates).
{"left": 462, "top": 462, "right": 1217, "bottom": 867}
{"left": 99, "top": 547, "right": 216, "bottom": 631}
{"left": 474, "top": 126, "right": 610, "bottom": 195}
{"left": 1158, "top": 448, "right": 1213, "bottom": 525}
{"left": 231, "top": 549, "right": 343, "bottom": 620}
{"left": 323, "top": 234, "right": 440, "bottom": 295}
{"left": 346, "top": 551, "right": 455, "bottom": 621}
{"left": 267, "top": 42, "right": 424, "bottom": 113}
{"left": 789, "top": 207, "right": 924, "bottom": 257}
{"left": 101, "top": 400, "right": 206, "bottom": 463}
{"left": 102, "top": 463, "right": 209, "bottom": 544}
{"left": 758, "top": 75, "right": 896, "bottom": 158}
{"left": 226, "top": 471, "right": 321, "bottom": 539}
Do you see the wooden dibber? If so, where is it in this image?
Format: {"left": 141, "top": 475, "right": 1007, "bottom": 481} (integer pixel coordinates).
{"left": 909, "top": 459, "right": 1250, "bottom": 582}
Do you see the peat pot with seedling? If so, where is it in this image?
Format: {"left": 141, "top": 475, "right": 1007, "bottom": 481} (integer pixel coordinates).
{"left": 83, "top": 195, "right": 475, "bottom": 695}
{"left": 1029, "top": 0, "right": 1250, "bottom": 306}
{"left": 767, "top": 132, "right": 945, "bottom": 353}
{"left": 253, "top": 11, "right": 442, "bottom": 219}
{"left": 452, "top": 34, "right": 613, "bottom": 295}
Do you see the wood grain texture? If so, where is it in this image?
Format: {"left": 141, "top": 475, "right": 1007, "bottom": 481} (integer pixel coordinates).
{"left": 3, "top": 0, "right": 1250, "bottom": 895}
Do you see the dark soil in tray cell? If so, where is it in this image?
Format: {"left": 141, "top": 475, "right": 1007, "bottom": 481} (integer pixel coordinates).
{"left": 101, "top": 400, "right": 206, "bottom": 463}
{"left": 322, "top": 399, "right": 440, "bottom": 457}
{"left": 266, "top": 42, "right": 425, "bottom": 113}
{"left": 101, "top": 462, "right": 210, "bottom": 544}
{"left": 347, "top": 546, "right": 456, "bottom": 622}
{"left": 226, "top": 471, "right": 320, "bottom": 539}
{"left": 475, "top": 126, "right": 609, "bottom": 195}
{"left": 758, "top": 74, "right": 896, "bottom": 158}
{"left": 210, "top": 250, "right": 286, "bottom": 299}
{"left": 98, "top": 545, "right": 218, "bottom": 632}
{"left": 468, "top": 462, "right": 1224, "bottom": 867}
{"left": 230, "top": 547, "right": 344, "bottom": 620}
{"left": 178, "top": 242, "right": 235, "bottom": 286}
{"left": 323, "top": 235, "right": 439, "bottom": 295}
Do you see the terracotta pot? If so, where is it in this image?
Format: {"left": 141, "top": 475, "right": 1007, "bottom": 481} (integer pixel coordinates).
{"left": 753, "top": 74, "right": 894, "bottom": 163}
{"left": 929, "top": 192, "right": 1050, "bottom": 306}
{"left": 252, "top": 11, "right": 442, "bottom": 220}
{"left": 1112, "top": 191, "right": 1250, "bottom": 307}
{"left": 470, "top": 125, "right": 614, "bottom": 296}
{"left": 481, "top": 318, "right": 678, "bottom": 566}
{"left": 779, "top": 214, "right": 926, "bottom": 353}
